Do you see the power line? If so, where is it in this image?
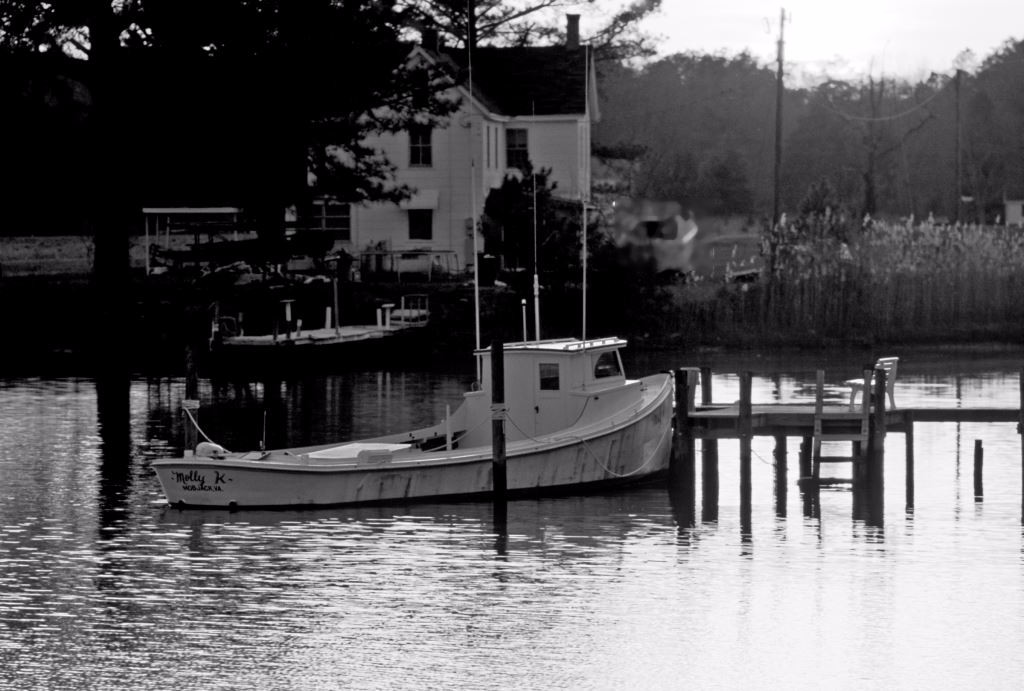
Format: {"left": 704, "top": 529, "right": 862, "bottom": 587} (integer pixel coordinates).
{"left": 820, "top": 86, "right": 946, "bottom": 123}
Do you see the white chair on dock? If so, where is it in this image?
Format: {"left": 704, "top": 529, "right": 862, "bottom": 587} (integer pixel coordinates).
{"left": 845, "top": 357, "right": 898, "bottom": 410}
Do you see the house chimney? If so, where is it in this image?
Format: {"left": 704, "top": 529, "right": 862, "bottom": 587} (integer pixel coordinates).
{"left": 566, "top": 14, "right": 580, "bottom": 48}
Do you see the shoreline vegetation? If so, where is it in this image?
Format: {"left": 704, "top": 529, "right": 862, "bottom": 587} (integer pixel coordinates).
{"left": 2, "top": 216, "right": 1023, "bottom": 376}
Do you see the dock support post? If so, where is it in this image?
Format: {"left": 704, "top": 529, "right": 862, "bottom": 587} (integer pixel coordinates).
{"left": 974, "top": 439, "right": 984, "bottom": 501}
{"left": 799, "top": 436, "right": 812, "bottom": 479}
{"left": 699, "top": 367, "right": 718, "bottom": 522}
{"left": 854, "top": 366, "right": 887, "bottom": 527}
{"left": 774, "top": 435, "right": 787, "bottom": 517}
{"left": 812, "top": 370, "right": 824, "bottom": 480}
{"left": 701, "top": 439, "right": 719, "bottom": 523}
{"left": 671, "top": 368, "right": 699, "bottom": 525}
{"left": 700, "top": 366, "right": 713, "bottom": 406}
{"left": 183, "top": 344, "right": 200, "bottom": 456}
{"left": 869, "top": 367, "right": 887, "bottom": 487}
{"left": 905, "top": 412, "right": 915, "bottom": 510}
{"left": 799, "top": 435, "right": 818, "bottom": 518}
{"left": 491, "top": 340, "right": 507, "bottom": 501}
{"left": 739, "top": 372, "right": 753, "bottom": 532}
{"left": 332, "top": 277, "right": 340, "bottom": 335}
{"left": 854, "top": 365, "right": 873, "bottom": 481}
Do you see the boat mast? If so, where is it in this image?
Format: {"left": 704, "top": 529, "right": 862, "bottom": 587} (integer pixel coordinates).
{"left": 581, "top": 44, "right": 589, "bottom": 349}
{"left": 467, "top": 0, "right": 482, "bottom": 378}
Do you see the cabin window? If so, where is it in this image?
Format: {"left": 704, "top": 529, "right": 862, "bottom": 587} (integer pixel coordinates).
{"left": 408, "top": 209, "right": 433, "bottom": 240}
{"left": 594, "top": 351, "right": 622, "bottom": 379}
{"left": 409, "top": 125, "right": 432, "bottom": 167}
{"left": 506, "top": 128, "right": 529, "bottom": 170}
{"left": 539, "top": 363, "right": 560, "bottom": 390}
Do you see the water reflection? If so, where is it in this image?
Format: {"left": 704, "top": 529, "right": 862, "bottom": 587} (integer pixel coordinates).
{"left": 97, "top": 372, "right": 133, "bottom": 540}
{"left": 2, "top": 353, "right": 1024, "bottom": 688}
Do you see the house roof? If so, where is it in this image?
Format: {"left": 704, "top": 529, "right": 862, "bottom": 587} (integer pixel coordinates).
{"left": 439, "top": 46, "right": 592, "bottom": 117}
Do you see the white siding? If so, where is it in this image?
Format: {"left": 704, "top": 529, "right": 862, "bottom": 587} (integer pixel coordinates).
{"left": 347, "top": 97, "right": 496, "bottom": 268}
{"left": 502, "top": 118, "right": 586, "bottom": 200}
{"left": 332, "top": 92, "right": 593, "bottom": 269}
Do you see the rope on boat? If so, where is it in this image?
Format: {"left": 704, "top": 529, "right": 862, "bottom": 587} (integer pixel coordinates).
{"left": 503, "top": 412, "right": 660, "bottom": 480}
{"left": 446, "top": 414, "right": 491, "bottom": 447}
{"left": 182, "top": 403, "right": 230, "bottom": 453}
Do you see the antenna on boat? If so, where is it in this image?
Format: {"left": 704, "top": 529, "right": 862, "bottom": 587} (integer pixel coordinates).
{"left": 532, "top": 100, "right": 540, "bottom": 342}
{"left": 581, "top": 197, "right": 587, "bottom": 348}
{"left": 467, "top": 0, "right": 482, "bottom": 380}
{"left": 581, "top": 44, "right": 590, "bottom": 351}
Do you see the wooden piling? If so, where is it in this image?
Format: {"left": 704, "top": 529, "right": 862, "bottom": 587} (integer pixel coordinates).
{"left": 674, "top": 368, "right": 698, "bottom": 466}
{"left": 183, "top": 344, "right": 200, "bottom": 456}
{"left": 799, "top": 436, "right": 812, "bottom": 478}
{"left": 905, "top": 411, "right": 915, "bottom": 509}
{"left": 491, "top": 340, "right": 507, "bottom": 499}
{"left": 182, "top": 399, "right": 199, "bottom": 456}
{"left": 739, "top": 372, "right": 753, "bottom": 523}
{"left": 1019, "top": 367, "right": 1023, "bottom": 518}
{"left": 869, "top": 367, "right": 887, "bottom": 485}
{"left": 974, "top": 439, "right": 983, "bottom": 500}
{"left": 812, "top": 370, "right": 824, "bottom": 480}
{"left": 774, "top": 434, "right": 787, "bottom": 517}
{"left": 672, "top": 369, "right": 699, "bottom": 520}
{"left": 332, "top": 277, "right": 340, "bottom": 335}
{"left": 699, "top": 367, "right": 719, "bottom": 521}
{"left": 854, "top": 366, "right": 873, "bottom": 477}
{"left": 700, "top": 366, "right": 713, "bottom": 406}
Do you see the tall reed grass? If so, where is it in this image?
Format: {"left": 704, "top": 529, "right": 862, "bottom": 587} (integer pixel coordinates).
{"left": 661, "top": 218, "right": 1024, "bottom": 345}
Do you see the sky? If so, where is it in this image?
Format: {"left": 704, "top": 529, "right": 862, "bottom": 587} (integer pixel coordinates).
{"left": 623, "top": 0, "right": 1024, "bottom": 82}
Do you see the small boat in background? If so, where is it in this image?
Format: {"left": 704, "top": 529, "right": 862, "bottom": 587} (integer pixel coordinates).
{"left": 153, "top": 337, "right": 673, "bottom": 507}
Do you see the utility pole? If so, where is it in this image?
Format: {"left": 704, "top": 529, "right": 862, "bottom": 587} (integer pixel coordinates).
{"left": 772, "top": 8, "right": 786, "bottom": 226}
{"left": 954, "top": 68, "right": 963, "bottom": 223}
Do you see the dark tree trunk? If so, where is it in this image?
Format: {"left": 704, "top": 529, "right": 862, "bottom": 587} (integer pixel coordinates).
{"left": 86, "top": 1, "right": 135, "bottom": 375}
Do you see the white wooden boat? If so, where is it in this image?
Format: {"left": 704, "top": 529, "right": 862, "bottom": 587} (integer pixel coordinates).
{"left": 152, "top": 337, "right": 674, "bottom": 507}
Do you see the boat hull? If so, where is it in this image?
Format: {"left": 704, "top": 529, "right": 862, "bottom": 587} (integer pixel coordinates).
{"left": 154, "top": 374, "right": 674, "bottom": 508}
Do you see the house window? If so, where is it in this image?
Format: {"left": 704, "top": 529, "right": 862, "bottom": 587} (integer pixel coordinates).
{"left": 486, "top": 126, "right": 491, "bottom": 168}
{"left": 506, "top": 128, "right": 529, "bottom": 170}
{"left": 408, "top": 209, "right": 433, "bottom": 240}
{"left": 410, "top": 126, "right": 432, "bottom": 167}
{"left": 311, "top": 200, "right": 351, "bottom": 241}
{"left": 539, "top": 363, "right": 560, "bottom": 391}
{"left": 593, "top": 352, "right": 622, "bottom": 379}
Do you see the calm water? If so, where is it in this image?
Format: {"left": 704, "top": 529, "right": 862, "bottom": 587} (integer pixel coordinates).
{"left": 2, "top": 349, "right": 1024, "bottom": 689}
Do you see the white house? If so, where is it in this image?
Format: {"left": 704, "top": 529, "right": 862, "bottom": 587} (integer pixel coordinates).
{"left": 311, "top": 17, "right": 599, "bottom": 274}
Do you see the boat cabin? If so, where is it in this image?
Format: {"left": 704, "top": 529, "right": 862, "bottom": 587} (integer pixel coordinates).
{"left": 458, "top": 338, "right": 639, "bottom": 445}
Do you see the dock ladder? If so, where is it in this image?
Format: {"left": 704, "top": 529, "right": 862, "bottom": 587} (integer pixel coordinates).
{"left": 810, "top": 368, "right": 871, "bottom": 484}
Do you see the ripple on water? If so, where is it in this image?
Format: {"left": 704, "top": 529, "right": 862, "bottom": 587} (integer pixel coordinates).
{"left": 2, "top": 369, "right": 1024, "bottom": 689}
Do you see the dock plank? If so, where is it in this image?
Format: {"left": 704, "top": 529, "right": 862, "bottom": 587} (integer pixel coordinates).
{"left": 686, "top": 403, "right": 1019, "bottom": 438}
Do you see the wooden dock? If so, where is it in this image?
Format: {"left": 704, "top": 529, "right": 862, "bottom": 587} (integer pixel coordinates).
{"left": 667, "top": 365, "right": 1024, "bottom": 527}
